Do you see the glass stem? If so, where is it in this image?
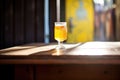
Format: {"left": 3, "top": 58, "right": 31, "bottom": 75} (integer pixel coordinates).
{"left": 58, "top": 41, "right": 61, "bottom": 46}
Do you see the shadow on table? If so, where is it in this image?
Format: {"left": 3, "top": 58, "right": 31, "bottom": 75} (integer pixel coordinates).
{"left": 30, "top": 43, "right": 84, "bottom": 56}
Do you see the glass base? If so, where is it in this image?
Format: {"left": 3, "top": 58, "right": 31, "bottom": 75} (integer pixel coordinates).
{"left": 55, "top": 44, "right": 65, "bottom": 50}
{"left": 53, "top": 45, "right": 66, "bottom": 55}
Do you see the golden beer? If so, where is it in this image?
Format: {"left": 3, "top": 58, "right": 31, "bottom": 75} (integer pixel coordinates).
{"left": 54, "top": 22, "right": 67, "bottom": 42}
{"left": 54, "top": 25, "right": 67, "bottom": 41}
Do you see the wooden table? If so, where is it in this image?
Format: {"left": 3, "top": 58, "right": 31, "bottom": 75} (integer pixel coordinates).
{"left": 1, "top": 42, "right": 120, "bottom": 80}
{"left": 1, "top": 42, "right": 120, "bottom": 64}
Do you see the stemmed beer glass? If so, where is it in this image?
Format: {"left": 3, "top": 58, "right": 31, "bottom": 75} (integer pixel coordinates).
{"left": 54, "top": 22, "right": 67, "bottom": 50}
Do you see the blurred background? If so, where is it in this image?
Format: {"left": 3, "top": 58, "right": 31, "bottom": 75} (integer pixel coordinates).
{"left": 0, "top": 0, "right": 119, "bottom": 49}
{"left": 0, "top": 1, "right": 120, "bottom": 80}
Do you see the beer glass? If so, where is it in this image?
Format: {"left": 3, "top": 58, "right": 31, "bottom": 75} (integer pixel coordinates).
{"left": 54, "top": 22, "right": 67, "bottom": 50}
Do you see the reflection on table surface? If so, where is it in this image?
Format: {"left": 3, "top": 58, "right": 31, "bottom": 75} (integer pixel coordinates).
{"left": 1, "top": 42, "right": 120, "bottom": 56}
{"left": 1, "top": 42, "right": 120, "bottom": 64}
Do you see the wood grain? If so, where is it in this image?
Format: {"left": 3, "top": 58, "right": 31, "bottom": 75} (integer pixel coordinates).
{"left": 1, "top": 42, "right": 120, "bottom": 64}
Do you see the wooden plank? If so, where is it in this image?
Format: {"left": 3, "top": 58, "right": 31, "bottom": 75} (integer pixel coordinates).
{"left": 1, "top": 42, "right": 120, "bottom": 65}
{"left": 35, "top": 0, "right": 44, "bottom": 42}
{"left": 15, "top": 65, "right": 34, "bottom": 80}
{"left": 36, "top": 64, "right": 120, "bottom": 80}
{"left": 14, "top": 0, "right": 25, "bottom": 45}
{"left": 24, "top": 0, "right": 35, "bottom": 43}
{"left": 4, "top": 0, "right": 14, "bottom": 48}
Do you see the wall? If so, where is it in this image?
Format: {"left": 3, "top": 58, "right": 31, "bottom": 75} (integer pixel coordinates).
{"left": 0, "top": 0, "right": 45, "bottom": 49}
